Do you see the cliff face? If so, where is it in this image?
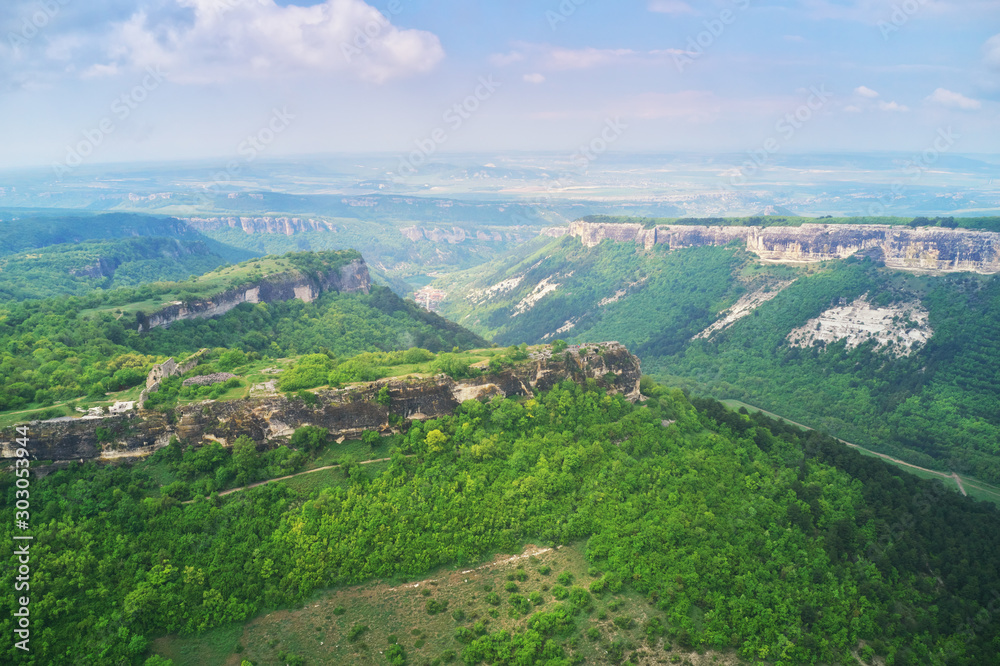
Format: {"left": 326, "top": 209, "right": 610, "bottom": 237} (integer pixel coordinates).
{"left": 568, "top": 221, "right": 1000, "bottom": 274}
{"left": 184, "top": 216, "right": 337, "bottom": 235}
{"left": 0, "top": 343, "right": 641, "bottom": 464}
{"left": 139, "top": 258, "right": 371, "bottom": 331}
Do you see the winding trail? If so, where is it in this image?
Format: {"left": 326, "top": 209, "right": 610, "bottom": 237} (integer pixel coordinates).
{"left": 725, "top": 399, "right": 985, "bottom": 499}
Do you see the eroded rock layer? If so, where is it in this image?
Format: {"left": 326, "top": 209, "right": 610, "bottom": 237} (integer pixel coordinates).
{"left": 569, "top": 221, "right": 1000, "bottom": 274}
{"left": 1, "top": 343, "right": 641, "bottom": 464}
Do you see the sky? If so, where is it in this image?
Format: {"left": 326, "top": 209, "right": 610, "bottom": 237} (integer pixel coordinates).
{"left": 1, "top": 0, "right": 999, "bottom": 171}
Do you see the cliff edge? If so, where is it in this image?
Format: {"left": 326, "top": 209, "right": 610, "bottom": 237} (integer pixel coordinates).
{"left": 569, "top": 220, "right": 1000, "bottom": 274}
{"left": 1, "top": 342, "right": 641, "bottom": 464}
{"left": 138, "top": 257, "right": 371, "bottom": 331}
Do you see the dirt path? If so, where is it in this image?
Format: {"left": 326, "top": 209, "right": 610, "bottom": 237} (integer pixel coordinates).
{"left": 3, "top": 396, "right": 87, "bottom": 417}
{"left": 729, "top": 399, "right": 979, "bottom": 496}
{"left": 183, "top": 456, "right": 396, "bottom": 503}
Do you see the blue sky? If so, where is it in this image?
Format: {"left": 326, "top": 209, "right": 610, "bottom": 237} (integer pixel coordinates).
{"left": 1, "top": 0, "right": 998, "bottom": 170}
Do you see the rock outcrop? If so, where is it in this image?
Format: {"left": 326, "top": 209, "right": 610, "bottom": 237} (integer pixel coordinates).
{"left": 569, "top": 220, "right": 1000, "bottom": 274}
{"left": 1, "top": 343, "right": 641, "bottom": 464}
{"left": 184, "top": 216, "right": 337, "bottom": 235}
{"left": 137, "top": 258, "right": 371, "bottom": 331}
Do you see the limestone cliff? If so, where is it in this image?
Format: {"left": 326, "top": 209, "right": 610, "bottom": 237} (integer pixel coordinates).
{"left": 1, "top": 343, "right": 641, "bottom": 464}
{"left": 138, "top": 258, "right": 371, "bottom": 331}
{"left": 568, "top": 220, "right": 1000, "bottom": 274}
{"left": 184, "top": 216, "right": 337, "bottom": 235}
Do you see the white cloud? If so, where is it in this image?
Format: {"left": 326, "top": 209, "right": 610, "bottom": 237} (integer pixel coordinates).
{"left": 491, "top": 43, "right": 682, "bottom": 72}
{"left": 523, "top": 73, "right": 545, "bottom": 84}
{"left": 877, "top": 100, "right": 909, "bottom": 112}
{"left": 490, "top": 51, "right": 526, "bottom": 67}
{"left": 925, "top": 88, "right": 981, "bottom": 110}
{"left": 544, "top": 47, "right": 637, "bottom": 70}
{"left": 843, "top": 104, "right": 862, "bottom": 113}
{"left": 854, "top": 85, "right": 879, "bottom": 98}
{"left": 648, "top": 0, "right": 696, "bottom": 15}
{"left": 985, "top": 33, "right": 1000, "bottom": 69}
{"left": 783, "top": 35, "right": 806, "bottom": 42}
{"left": 94, "top": 0, "right": 445, "bottom": 84}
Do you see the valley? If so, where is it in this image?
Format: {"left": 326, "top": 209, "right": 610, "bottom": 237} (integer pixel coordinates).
{"left": 6, "top": 1, "right": 1000, "bottom": 661}
{"left": 436, "top": 216, "right": 1000, "bottom": 489}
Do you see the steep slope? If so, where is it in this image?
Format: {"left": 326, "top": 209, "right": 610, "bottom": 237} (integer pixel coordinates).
{"left": 4, "top": 373, "right": 1000, "bottom": 665}
{"left": 0, "top": 211, "right": 253, "bottom": 262}
{"left": 438, "top": 221, "right": 1000, "bottom": 484}
{"left": 0, "top": 237, "right": 231, "bottom": 302}
{"left": 0, "top": 251, "right": 486, "bottom": 416}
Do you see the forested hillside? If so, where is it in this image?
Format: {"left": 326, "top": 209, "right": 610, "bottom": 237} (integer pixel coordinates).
{"left": 0, "top": 237, "right": 233, "bottom": 302}
{"left": 0, "top": 251, "right": 484, "bottom": 417}
{"left": 436, "top": 231, "right": 1000, "bottom": 484}
{"left": 0, "top": 211, "right": 252, "bottom": 262}
{"left": 2, "top": 375, "right": 998, "bottom": 664}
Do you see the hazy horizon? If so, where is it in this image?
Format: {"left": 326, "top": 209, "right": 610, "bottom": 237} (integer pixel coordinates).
{"left": 2, "top": 0, "right": 999, "bottom": 172}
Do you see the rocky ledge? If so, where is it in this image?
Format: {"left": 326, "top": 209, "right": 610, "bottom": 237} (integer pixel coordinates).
{"left": 138, "top": 258, "right": 371, "bottom": 331}
{"left": 1, "top": 342, "right": 641, "bottom": 464}
{"left": 569, "top": 220, "right": 1000, "bottom": 274}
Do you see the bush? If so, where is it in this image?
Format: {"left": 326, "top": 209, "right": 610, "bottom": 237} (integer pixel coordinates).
{"left": 614, "top": 615, "right": 635, "bottom": 631}
{"left": 290, "top": 425, "right": 328, "bottom": 453}
{"left": 426, "top": 598, "right": 449, "bottom": 615}
{"left": 557, "top": 571, "right": 574, "bottom": 586}
{"left": 385, "top": 643, "right": 406, "bottom": 665}
{"left": 348, "top": 623, "right": 369, "bottom": 641}
{"left": 551, "top": 585, "right": 568, "bottom": 600}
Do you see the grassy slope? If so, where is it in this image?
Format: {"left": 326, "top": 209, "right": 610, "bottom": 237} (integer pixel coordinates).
{"left": 155, "top": 543, "right": 744, "bottom": 666}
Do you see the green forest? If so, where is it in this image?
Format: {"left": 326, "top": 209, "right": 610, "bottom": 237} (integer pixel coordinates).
{"left": 2, "top": 375, "right": 999, "bottom": 664}
{"left": 439, "top": 234, "right": 1000, "bottom": 485}
{"left": 0, "top": 251, "right": 484, "bottom": 415}
{"left": 0, "top": 237, "right": 233, "bottom": 302}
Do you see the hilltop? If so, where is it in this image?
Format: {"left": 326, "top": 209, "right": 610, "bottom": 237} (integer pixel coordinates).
{"left": 0, "top": 250, "right": 486, "bottom": 423}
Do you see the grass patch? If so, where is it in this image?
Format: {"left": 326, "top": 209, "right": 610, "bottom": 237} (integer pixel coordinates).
{"left": 150, "top": 623, "right": 243, "bottom": 666}
{"left": 157, "top": 542, "right": 746, "bottom": 666}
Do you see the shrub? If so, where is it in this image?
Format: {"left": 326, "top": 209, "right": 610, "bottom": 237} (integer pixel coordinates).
{"left": 426, "top": 598, "right": 449, "bottom": 615}
{"left": 348, "top": 623, "right": 369, "bottom": 641}
{"left": 385, "top": 644, "right": 406, "bottom": 665}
